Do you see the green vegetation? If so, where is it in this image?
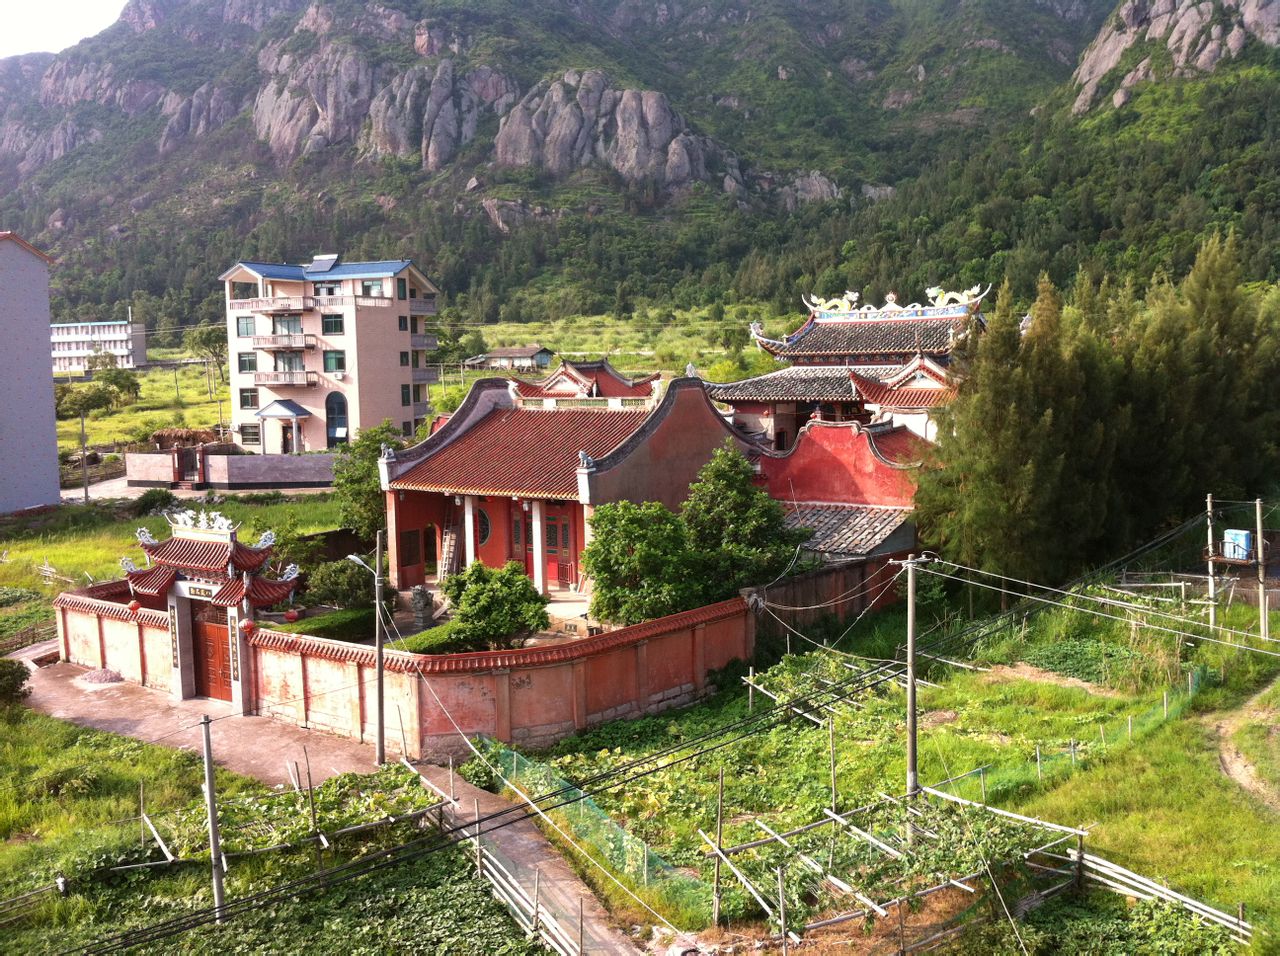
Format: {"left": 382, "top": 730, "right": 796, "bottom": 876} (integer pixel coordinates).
{"left": 583, "top": 443, "right": 806, "bottom": 624}
{"left": 388, "top": 618, "right": 467, "bottom": 654}
{"left": 304, "top": 558, "right": 380, "bottom": 609}
{"left": 332, "top": 421, "right": 403, "bottom": 540}
{"left": 440, "top": 560, "right": 550, "bottom": 650}
{"left": 0, "top": 658, "right": 31, "bottom": 705}
{"left": 275, "top": 607, "right": 375, "bottom": 642}
{"left": 53, "top": 363, "right": 230, "bottom": 451}
{"left": 917, "top": 237, "right": 1280, "bottom": 584}
{"left": 0, "top": 710, "right": 535, "bottom": 953}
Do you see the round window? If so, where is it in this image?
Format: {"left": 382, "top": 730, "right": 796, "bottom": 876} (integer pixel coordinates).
{"left": 477, "top": 508, "right": 491, "bottom": 546}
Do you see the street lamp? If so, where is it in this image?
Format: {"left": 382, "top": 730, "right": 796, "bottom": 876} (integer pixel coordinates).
{"left": 347, "top": 528, "right": 385, "bottom": 765}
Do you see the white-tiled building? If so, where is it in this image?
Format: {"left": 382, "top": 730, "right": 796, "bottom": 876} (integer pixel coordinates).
{"left": 50, "top": 320, "right": 146, "bottom": 374}
{"left": 0, "top": 231, "right": 60, "bottom": 513}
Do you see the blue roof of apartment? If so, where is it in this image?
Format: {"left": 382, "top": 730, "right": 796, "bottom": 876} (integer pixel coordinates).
{"left": 227, "top": 259, "right": 415, "bottom": 281}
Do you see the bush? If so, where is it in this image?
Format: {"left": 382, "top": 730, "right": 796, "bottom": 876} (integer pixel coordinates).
{"left": 305, "top": 560, "right": 376, "bottom": 609}
{"left": 0, "top": 587, "right": 41, "bottom": 608}
{"left": 0, "top": 659, "right": 32, "bottom": 707}
{"left": 389, "top": 619, "right": 467, "bottom": 654}
{"left": 275, "top": 608, "right": 375, "bottom": 642}
{"left": 132, "top": 488, "right": 176, "bottom": 517}
{"left": 441, "top": 561, "right": 550, "bottom": 650}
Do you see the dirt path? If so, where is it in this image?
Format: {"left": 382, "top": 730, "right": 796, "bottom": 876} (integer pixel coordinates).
{"left": 1213, "top": 676, "right": 1280, "bottom": 813}
{"left": 985, "top": 662, "right": 1124, "bottom": 697}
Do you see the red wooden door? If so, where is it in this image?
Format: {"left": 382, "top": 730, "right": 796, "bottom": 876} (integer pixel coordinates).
{"left": 192, "top": 606, "right": 232, "bottom": 701}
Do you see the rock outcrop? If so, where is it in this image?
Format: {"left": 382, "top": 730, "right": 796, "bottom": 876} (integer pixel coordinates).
{"left": 778, "top": 170, "right": 842, "bottom": 211}
{"left": 362, "top": 60, "right": 518, "bottom": 170}
{"left": 159, "top": 83, "right": 247, "bottom": 154}
{"left": 1073, "top": 0, "right": 1280, "bottom": 112}
{"left": 494, "top": 69, "right": 743, "bottom": 190}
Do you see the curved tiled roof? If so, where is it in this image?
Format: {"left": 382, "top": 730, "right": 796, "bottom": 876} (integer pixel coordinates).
{"left": 141, "top": 536, "right": 273, "bottom": 573}
{"left": 849, "top": 370, "right": 956, "bottom": 410}
{"left": 785, "top": 505, "right": 911, "bottom": 557}
{"left": 705, "top": 365, "right": 896, "bottom": 403}
{"left": 517, "top": 358, "right": 659, "bottom": 399}
{"left": 53, "top": 589, "right": 169, "bottom": 627}
{"left": 212, "top": 575, "right": 298, "bottom": 609}
{"left": 769, "top": 315, "right": 970, "bottom": 358}
{"left": 389, "top": 406, "right": 649, "bottom": 499}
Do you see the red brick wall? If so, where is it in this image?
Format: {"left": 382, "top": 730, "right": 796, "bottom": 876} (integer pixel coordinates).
{"left": 759, "top": 421, "right": 918, "bottom": 506}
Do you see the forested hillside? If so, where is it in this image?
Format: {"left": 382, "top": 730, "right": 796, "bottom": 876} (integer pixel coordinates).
{"left": 0, "top": 0, "right": 1277, "bottom": 339}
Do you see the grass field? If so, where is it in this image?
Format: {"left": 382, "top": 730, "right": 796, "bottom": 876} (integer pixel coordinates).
{"left": 57, "top": 363, "right": 229, "bottom": 451}
{"left": 495, "top": 588, "right": 1280, "bottom": 946}
{"left": 0, "top": 708, "right": 537, "bottom": 954}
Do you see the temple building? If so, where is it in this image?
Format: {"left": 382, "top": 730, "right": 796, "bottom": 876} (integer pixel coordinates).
{"left": 706, "top": 287, "right": 983, "bottom": 448}
{"left": 54, "top": 512, "right": 298, "bottom": 708}
{"left": 512, "top": 357, "right": 660, "bottom": 401}
{"left": 380, "top": 376, "right": 750, "bottom": 594}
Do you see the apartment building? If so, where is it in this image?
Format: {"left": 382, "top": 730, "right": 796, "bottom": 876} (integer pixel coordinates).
{"left": 221, "top": 255, "right": 440, "bottom": 454}
{"left": 50, "top": 320, "right": 146, "bottom": 374}
{"left": 0, "top": 231, "right": 60, "bottom": 513}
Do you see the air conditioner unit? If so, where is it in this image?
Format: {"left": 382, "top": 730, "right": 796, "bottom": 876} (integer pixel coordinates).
{"left": 332, "top": 371, "right": 346, "bottom": 380}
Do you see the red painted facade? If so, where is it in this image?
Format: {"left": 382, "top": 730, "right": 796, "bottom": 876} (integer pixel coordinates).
{"left": 758, "top": 420, "right": 922, "bottom": 507}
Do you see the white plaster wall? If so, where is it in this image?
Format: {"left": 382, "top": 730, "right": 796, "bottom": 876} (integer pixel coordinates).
{"left": 0, "top": 240, "right": 59, "bottom": 512}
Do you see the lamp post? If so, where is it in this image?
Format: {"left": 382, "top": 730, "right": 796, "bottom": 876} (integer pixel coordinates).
{"left": 348, "top": 529, "right": 385, "bottom": 765}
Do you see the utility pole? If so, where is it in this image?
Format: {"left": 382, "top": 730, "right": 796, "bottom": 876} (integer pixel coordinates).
{"left": 375, "top": 528, "right": 386, "bottom": 766}
{"left": 1258, "top": 499, "right": 1269, "bottom": 642}
{"left": 906, "top": 555, "right": 919, "bottom": 798}
{"left": 200, "top": 715, "right": 226, "bottom": 923}
{"left": 79, "top": 408, "right": 90, "bottom": 503}
{"left": 1207, "top": 494, "right": 1217, "bottom": 632}
{"left": 172, "top": 366, "right": 181, "bottom": 404}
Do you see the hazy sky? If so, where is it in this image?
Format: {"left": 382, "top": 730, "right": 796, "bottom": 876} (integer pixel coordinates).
{"left": 0, "top": 1, "right": 124, "bottom": 59}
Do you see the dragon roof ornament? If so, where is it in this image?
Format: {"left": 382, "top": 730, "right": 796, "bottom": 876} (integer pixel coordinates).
{"left": 799, "top": 284, "right": 990, "bottom": 317}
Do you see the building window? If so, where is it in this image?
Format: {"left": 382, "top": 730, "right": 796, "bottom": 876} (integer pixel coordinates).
{"left": 399, "top": 529, "right": 421, "bottom": 567}
{"left": 477, "top": 508, "right": 491, "bottom": 546}
{"left": 411, "top": 351, "right": 420, "bottom": 369}
{"left": 561, "top": 523, "right": 570, "bottom": 549}
{"left": 361, "top": 279, "right": 384, "bottom": 297}
{"left": 322, "top": 314, "right": 344, "bottom": 335}
{"left": 410, "top": 317, "right": 420, "bottom": 334}
{"left": 323, "top": 350, "right": 346, "bottom": 373}
{"left": 396, "top": 277, "right": 407, "bottom": 300}
{"left": 545, "top": 521, "right": 558, "bottom": 554}
{"left": 237, "top": 352, "right": 257, "bottom": 373}
{"left": 275, "top": 352, "right": 304, "bottom": 372}
{"left": 240, "top": 424, "right": 261, "bottom": 444}
{"left": 401, "top": 421, "right": 412, "bottom": 436}
{"left": 398, "top": 316, "right": 408, "bottom": 332}
{"left": 400, "top": 352, "right": 410, "bottom": 367}
{"left": 409, "top": 286, "right": 418, "bottom": 299}
{"left": 236, "top": 316, "right": 254, "bottom": 337}
{"left": 412, "top": 384, "right": 424, "bottom": 403}
{"left": 239, "top": 388, "right": 259, "bottom": 409}
{"left": 325, "top": 392, "right": 349, "bottom": 448}
{"left": 314, "top": 281, "right": 340, "bottom": 296}
{"left": 273, "top": 315, "right": 302, "bottom": 335}
{"left": 401, "top": 384, "right": 411, "bottom": 406}
{"left": 513, "top": 516, "right": 522, "bottom": 546}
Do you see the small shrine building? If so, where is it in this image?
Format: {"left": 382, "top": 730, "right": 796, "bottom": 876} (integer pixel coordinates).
{"left": 53, "top": 511, "right": 298, "bottom": 710}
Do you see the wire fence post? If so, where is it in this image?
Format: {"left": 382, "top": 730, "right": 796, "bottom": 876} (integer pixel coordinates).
{"left": 828, "top": 714, "right": 838, "bottom": 814}
{"left": 1128, "top": 715, "right": 1133, "bottom": 741}
{"left": 577, "top": 897, "right": 585, "bottom": 956}
{"left": 1036, "top": 744, "right": 1042, "bottom": 781}
{"left": 531, "top": 868, "right": 540, "bottom": 937}
{"left": 474, "top": 798, "right": 482, "bottom": 875}
{"left": 777, "top": 865, "right": 788, "bottom": 955}
{"left": 1257, "top": 498, "right": 1269, "bottom": 643}
{"left": 448, "top": 754, "right": 456, "bottom": 801}
{"left": 906, "top": 554, "right": 919, "bottom": 800}
{"left": 712, "top": 767, "right": 724, "bottom": 927}
{"left": 979, "top": 766, "right": 987, "bottom": 802}
{"left": 200, "top": 715, "right": 225, "bottom": 924}
{"left": 748, "top": 666, "right": 755, "bottom": 712}
{"left": 304, "top": 746, "right": 321, "bottom": 873}
{"left": 1207, "top": 493, "right": 1217, "bottom": 633}
{"left": 1163, "top": 690, "right": 1169, "bottom": 718}
{"left": 1074, "top": 833, "right": 1086, "bottom": 894}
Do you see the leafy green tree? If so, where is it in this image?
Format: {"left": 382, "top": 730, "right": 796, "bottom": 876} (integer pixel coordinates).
{"left": 681, "top": 441, "right": 808, "bottom": 596}
{"left": 85, "top": 345, "right": 117, "bottom": 370}
{"left": 441, "top": 561, "right": 550, "bottom": 650}
{"left": 56, "top": 383, "right": 115, "bottom": 419}
{"left": 96, "top": 367, "right": 141, "bottom": 407}
{"left": 332, "top": 420, "right": 403, "bottom": 541}
{"left": 581, "top": 501, "right": 701, "bottom": 625}
{"left": 185, "top": 323, "right": 229, "bottom": 383}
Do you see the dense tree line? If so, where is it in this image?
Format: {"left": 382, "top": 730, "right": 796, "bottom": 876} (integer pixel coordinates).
{"left": 915, "top": 234, "right": 1280, "bottom": 584}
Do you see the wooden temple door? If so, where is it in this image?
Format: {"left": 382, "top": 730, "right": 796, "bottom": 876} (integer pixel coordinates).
{"left": 192, "top": 603, "right": 232, "bottom": 702}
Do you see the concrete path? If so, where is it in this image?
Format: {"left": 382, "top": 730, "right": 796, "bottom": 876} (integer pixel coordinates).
{"left": 20, "top": 660, "right": 641, "bottom": 953}
{"left": 60, "top": 476, "right": 331, "bottom": 503}
{"left": 24, "top": 661, "right": 382, "bottom": 787}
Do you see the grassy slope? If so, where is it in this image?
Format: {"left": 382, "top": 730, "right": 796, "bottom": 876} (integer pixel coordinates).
{"left": 56, "top": 364, "right": 230, "bottom": 451}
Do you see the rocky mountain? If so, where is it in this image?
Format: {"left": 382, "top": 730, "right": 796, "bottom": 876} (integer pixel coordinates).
{"left": 0, "top": 0, "right": 1276, "bottom": 325}
{"left": 1073, "top": 0, "right": 1280, "bottom": 110}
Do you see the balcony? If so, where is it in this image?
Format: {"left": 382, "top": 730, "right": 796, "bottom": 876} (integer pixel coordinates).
{"left": 412, "top": 401, "right": 432, "bottom": 417}
{"left": 230, "top": 296, "right": 314, "bottom": 313}
{"left": 410, "top": 333, "right": 438, "bottom": 350}
{"left": 252, "top": 333, "right": 316, "bottom": 351}
{"left": 412, "top": 367, "right": 439, "bottom": 384}
{"left": 409, "top": 298, "right": 438, "bottom": 316}
{"left": 254, "top": 370, "right": 319, "bottom": 387}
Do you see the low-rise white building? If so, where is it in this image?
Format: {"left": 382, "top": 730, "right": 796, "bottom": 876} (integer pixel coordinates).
{"left": 0, "top": 231, "right": 60, "bottom": 513}
{"left": 50, "top": 320, "right": 146, "bottom": 374}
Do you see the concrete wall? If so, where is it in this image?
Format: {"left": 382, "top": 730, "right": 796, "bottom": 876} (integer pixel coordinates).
{"left": 759, "top": 421, "right": 919, "bottom": 507}
{"left": 56, "top": 590, "right": 173, "bottom": 693}
{"left": 246, "top": 597, "right": 751, "bottom": 757}
{"left": 0, "top": 237, "right": 60, "bottom": 513}
{"left": 126, "top": 451, "right": 335, "bottom": 488}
